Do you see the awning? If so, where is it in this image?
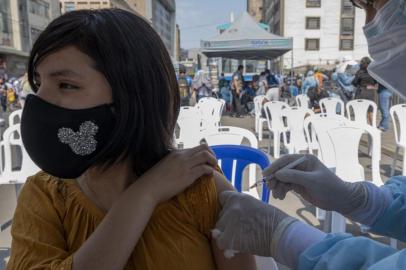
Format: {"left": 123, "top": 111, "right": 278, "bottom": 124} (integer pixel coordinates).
{"left": 201, "top": 12, "right": 292, "bottom": 60}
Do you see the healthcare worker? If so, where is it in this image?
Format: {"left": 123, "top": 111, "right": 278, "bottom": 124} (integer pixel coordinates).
{"left": 212, "top": 0, "right": 406, "bottom": 269}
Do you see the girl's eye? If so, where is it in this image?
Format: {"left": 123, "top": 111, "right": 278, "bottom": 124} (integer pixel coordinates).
{"left": 59, "top": 83, "right": 78, "bottom": 90}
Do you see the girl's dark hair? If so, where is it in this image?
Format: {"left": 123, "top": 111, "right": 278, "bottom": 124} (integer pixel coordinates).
{"left": 28, "top": 9, "right": 180, "bottom": 176}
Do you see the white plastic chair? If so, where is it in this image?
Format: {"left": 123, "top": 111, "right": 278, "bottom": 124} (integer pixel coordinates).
{"left": 254, "top": 95, "right": 267, "bottom": 141}
{"left": 296, "top": 94, "right": 310, "bottom": 108}
{"left": 204, "top": 126, "right": 261, "bottom": 199}
{"left": 175, "top": 106, "right": 202, "bottom": 149}
{"left": 390, "top": 104, "right": 406, "bottom": 176}
{"left": 346, "top": 99, "right": 377, "bottom": 128}
{"left": 320, "top": 97, "right": 345, "bottom": 116}
{"left": 326, "top": 126, "right": 366, "bottom": 233}
{"left": 263, "top": 101, "right": 290, "bottom": 158}
{"left": 346, "top": 99, "right": 378, "bottom": 157}
{"left": 196, "top": 97, "right": 222, "bottom": 132}
{"left": 282, "top": 107, "right": 314, "bottom": 154}
{"left": 8, "top": 109, "right": 22, "bottom": 127}
{"left": 0, "top": 124, "right": 40, "bottom": 184}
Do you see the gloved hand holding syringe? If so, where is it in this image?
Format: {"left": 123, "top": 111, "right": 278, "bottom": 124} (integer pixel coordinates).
{"left": 213, "top": 154, "right": 369, "bottom": 259}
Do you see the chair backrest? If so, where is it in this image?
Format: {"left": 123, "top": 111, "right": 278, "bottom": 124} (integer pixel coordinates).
{"left": 204, "top": 126, "right": 258, "bottom": 148}
{"left": 327, "top": 126, "right": 365, "bottom": 182}
{"left": 282, "top": 107, "right": 314, "bottom": 153}
{"left": 320, "top": 97, "right": 345, "bottom": 116}
{"left": 197, "top": 97, "right": 222, "bottom": 131}
{"left": 176, "top": 106, "right": 202, "bottom": 148}
{"left": 0, "top": 124, "right": 40, "bottom": 184}
{"left": 8, "top": 109, "right": 22, "bottom": 127}
{"left": 254, "top": 95, "right": 266, "bottom": 117}
{"left": 304, "top": 115, "right": 349, "bottom": 167}
{"left": 296, "top": 94, "right": 310, "bottom": 108}
{"left": 346, "top": 99, "right": 377, "bottom": 127}
{"left": 213, "top": 99, "right": 225, "bottom": 124}
{"left": 390, "top": 104, "right": 406, "bottom": 145}
{"left": 211, "top": 145, "right": 271, "bottom": 202}
{"left": 263, "top": 101, "right": 290, "bottom": 131}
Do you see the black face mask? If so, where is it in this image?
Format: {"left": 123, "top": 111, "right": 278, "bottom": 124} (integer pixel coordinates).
{"left": 21, "top": 94, "right": 116, "bottom": 179}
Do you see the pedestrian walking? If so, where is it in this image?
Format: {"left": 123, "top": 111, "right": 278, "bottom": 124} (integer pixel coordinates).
{"left": 230, "top": 65, "right": 244, "bottom": 117}
{"left": 352, "top": 57, "right": 378, "bottom": 125}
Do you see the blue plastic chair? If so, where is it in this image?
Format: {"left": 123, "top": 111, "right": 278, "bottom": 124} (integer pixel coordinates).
{"left": 211, "top": 145, "right": 271, "bottom": 202}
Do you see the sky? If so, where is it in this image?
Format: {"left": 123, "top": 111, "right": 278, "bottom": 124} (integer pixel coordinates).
{"left": 176, "top": 0, "right": 247, "bottom": 49}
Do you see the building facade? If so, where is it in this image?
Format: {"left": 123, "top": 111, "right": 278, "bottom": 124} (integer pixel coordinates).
{"left": 247, "top": 0, "right": 263, "bottom": 22}
{"left": 0, "top": 0, "right": 60, "bottom": 77}
{"left": 60, "top": 0, "right": 177, "bottom": 59}
{"left": 263, "top": 0, "right": 369, "bottom": 70}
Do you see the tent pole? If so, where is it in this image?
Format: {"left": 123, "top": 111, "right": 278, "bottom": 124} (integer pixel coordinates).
{"left": 290, "top": 48, "right": 294, "bottom": 87}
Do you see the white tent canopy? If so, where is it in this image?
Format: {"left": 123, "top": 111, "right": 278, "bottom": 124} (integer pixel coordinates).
{"left": 201, "top": 12, "right": 293, "bottom": 60}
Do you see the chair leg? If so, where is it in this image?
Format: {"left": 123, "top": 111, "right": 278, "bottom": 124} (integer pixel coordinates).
{"left": 391, "top": 146, "right": 399, "bottom": 176}
{"left": 255, "top": 117, "right": 258, "bottom": 133}
{"left": 274, "top": 132, "right": 280, "bottom": 159}
{"left": 259, "top": 121, "right": 263, "bottom": 141}
{"left": 403, "top": 148, "right": 406, "bottom": 176}
{"left": 268, "top": 132, "right": 272, "bottom": 155}
{"left": 367, "top": 134, "right": 372, "bottom": 157}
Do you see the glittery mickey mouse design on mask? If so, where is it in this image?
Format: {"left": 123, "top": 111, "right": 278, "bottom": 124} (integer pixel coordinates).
{"left": 57, "top": 121, "right": 99, "bottom": 156}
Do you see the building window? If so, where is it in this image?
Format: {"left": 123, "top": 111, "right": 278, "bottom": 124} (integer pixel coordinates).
{"left": 342, "top": 0, "right": 355, "bottom": 15}
{"left": 341, "top": 18, "right": 354, "bottom": 35}
{"left": 305, "top": 38, "right": 320, "bottom": 50}
{"left": 30, "top": 27, "right": 42, "bottom": 44}
{"left": 340, "top": 39, "right": 354, "bottom": 50}
{"left": 29, "top": 0, "right": 49, "bottom": 18}
{"left": 64, "top": 2, "right": 75, "bottom": 12}
{"left": 306, "top": 17, "right": 321, "bottom": 29}
{"left": 306, "top": 0, "right": 321, "bottom": 8}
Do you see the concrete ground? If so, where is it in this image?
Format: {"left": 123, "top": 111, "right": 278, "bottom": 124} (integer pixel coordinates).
{"left": 0, "top": 112, "right": 404, "bottom": 270}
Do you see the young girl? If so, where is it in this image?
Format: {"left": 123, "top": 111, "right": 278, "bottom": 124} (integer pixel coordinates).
{"left": 7, "top": 9, "right": 256, "bottom": 270}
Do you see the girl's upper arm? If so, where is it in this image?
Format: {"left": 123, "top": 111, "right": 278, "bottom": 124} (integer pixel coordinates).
{"left": 211, "top": 170, "right": 257, "bottom": 270}
{"left": 7, "top": 176, "right": 72, "bottom": 270}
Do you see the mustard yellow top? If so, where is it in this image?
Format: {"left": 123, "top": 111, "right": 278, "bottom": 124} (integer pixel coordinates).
{"left": 7, "top": 171, "right": 220, "bottom": 270}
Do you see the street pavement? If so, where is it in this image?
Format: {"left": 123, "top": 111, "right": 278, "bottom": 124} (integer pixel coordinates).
{"left": 0, "top": 113, "right": 404, "bottom": 270}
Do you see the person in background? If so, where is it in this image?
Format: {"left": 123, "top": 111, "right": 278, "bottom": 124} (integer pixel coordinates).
{"left": 219, "top": 73, "right": 231, "bottom": 111}
{"left": 307, "top": 85, "right": 330, "bottom": 113}
{"left": 265, "top": 69, "right": 279, "bottom": 87}
{"left": 378, "top": 83, "right": 392, "bottom": 131}
{"left": 280, "top": 79, "right": 293, "bottom": 104}
{"left": 262, "top": 84, "right": 280, "bottom": 106}
{"left": 314, "top": 69, "right": 329, "bottom": 89}
{"left": 177, "top": 68, "right": 191, "bottom": 106}
{"left": 352, "top": 57, "right": 377, "bottom": 125}
{"left": 296, "top": 75, "right": 303, "bottom": 91}
{"left": 16, "top": 72, "right": 33, "bottom": 107}
{"left": 257, "top": 71, "right": 268, "bottom": 96}
{"left": 230, "top": 65, "right": 244, "bottom": 117}
{"left": 240, "top": 81, "right": 255, "bottom": 114}
{"left": 0, "top": 80, "right": 8, "bottom": 113}
{"left": 192, "top": 70, "right": 213, "bottom": 103}
{"left": 301, "top": 71, "right": 319, "bottom": 95}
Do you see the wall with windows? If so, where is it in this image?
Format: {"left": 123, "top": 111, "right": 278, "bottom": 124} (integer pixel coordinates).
{"left": 28, "top": 0, "right": 60, "bottom": 47}
{"left": 0, "top": 1, "right": 14, "bottom": 47}
{"left": 152, "top": 0, "right": 176, "bottom": 58}
{"left": 264, "top": 0, "right": 369, "bottom": 69}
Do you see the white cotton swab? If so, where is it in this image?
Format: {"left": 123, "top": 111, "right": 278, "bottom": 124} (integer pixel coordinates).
{"left": 212, "top": 229, "right": 239, "bottom": 259}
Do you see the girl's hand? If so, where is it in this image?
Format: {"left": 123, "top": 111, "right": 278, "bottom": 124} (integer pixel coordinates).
{"left": 139, "top": 144, "right": 218, "bottom": 204}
